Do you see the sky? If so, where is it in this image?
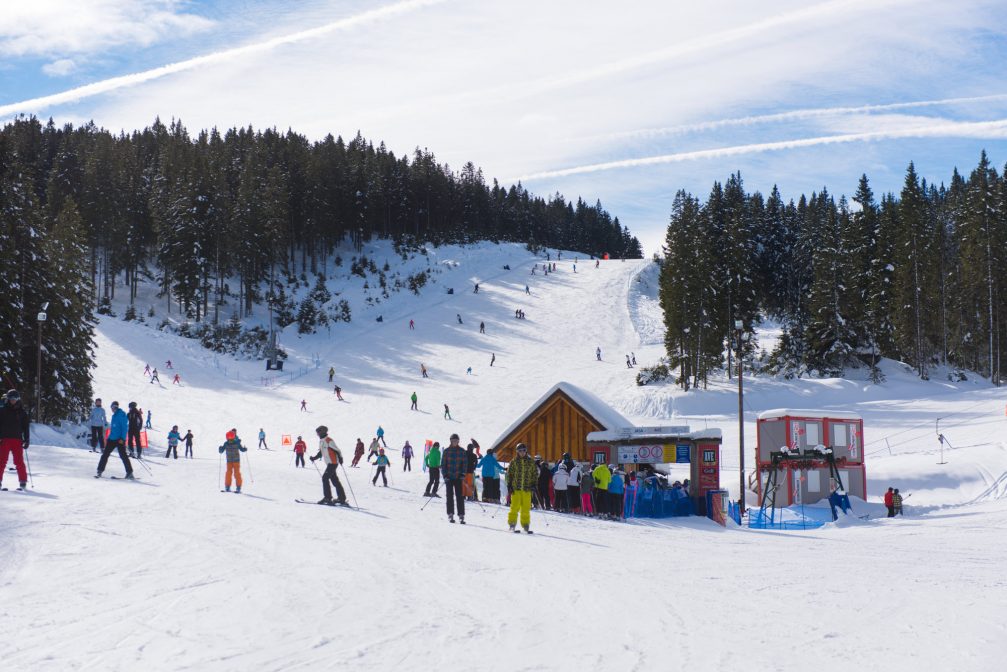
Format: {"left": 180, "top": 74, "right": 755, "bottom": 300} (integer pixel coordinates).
{"left": 3, "top": 0, "right": 1007, "bottom": 255}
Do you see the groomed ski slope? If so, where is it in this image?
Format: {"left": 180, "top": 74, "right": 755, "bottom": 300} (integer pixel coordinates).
{"left": 2, "top": 242, "right": 1006, "bottom": 671}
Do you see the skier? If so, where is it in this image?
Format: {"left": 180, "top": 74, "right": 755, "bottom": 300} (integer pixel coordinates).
{"left": 150, "top": 368, "right": 159, "bottom": 384}
{"left": 218, "top": 430, "right": 247, "bottom": 493}
{"left": 568, "top": 462, "right": 583, "bottom": 512}
{"left": 96, "top": 401, "right": 133, "bottom": 479}
{"left": 553, "top": 464, "right": 570, "bottom": 512}
{"left": 334, "top": 385, "right": 344, "bottom": 400}
{"left": 478, "top": 448, "right": 502, "bottom": 503}
{"left": 441, "top": 434, "right": 467, "bottom": 523}
{"left": 351, "top": 438, "right": 365, "bottom": 467}
{"left": 258, "top": 428, "right": 268, "bottom": 450}
{"left": 367, "top": 437, "right": 381, "bottom": 462}
{"left": 444, "top": 404, "right": 452, "bottom": 420}
{"left": 474, "top": 283, "right": 479, "bottom": 293}
{"left": 402, "top": 441, "right": 413, "bottom": 471}
{"left": 300, "top": 399, "right": 307, "bottom": 412}
{"left": 410, "top": 391, "right": 418, "bottom": 411}
{"left": 479, "top": 321, "right": 485, "bottom": 334}
{"left": 466, "top": 367, "right": 473, "bottom": 375}
{"left": 309, "top": 425, "right": 347, "bottom": 505}
{"left": 423, "top": 441, "right": 442, "bottom": 497}
{"left": 595, "top": 259, "right": 600, "bottom": 268}
{"left": 183, "top": 429, "right": 194, "bottom": 458}
{"left": 127, "top": 402, "right": 143, "bottom": 458}
{"left": 609, "top": 468, "right": 625, "bottom": 519}
{"left": 372, "top": 449, "right": 391, "bottom": 486}
{"left": 537, "top": 459, "right": 553, "bottom": 509}
{"left": 525, "top": 285, "right": 530, "bottom": 295}
{"left": 631, "top": 352, "right": 637, "bottom": 366}
{"left": 409, "top": 319, "right": 415, "bottom": 330}
{"left": 506, "top": 443, "right": 537, "bottom": 533}
{"left": 893, "top": 488, "right": 904, "bottom": 516}
{"left": 464, "top": 442, "right": 478, "bottom": 501}
{"left": 376, "top": 425, "right": 387, "bottom": 448}
{"left": 592, "top": 463, "right": 612, "bottom": 518}
{"left": 0, "top": 390, "right": 30, "bottom": 490}
{"left": 143, "top": 364, "right": 151, "bottom": 376}
{"left": 328, "top": 367, "right": 335, "bottom": 382}
{"left": 456, "top": 314, "right": 463, "bottom": 325}
{"left": 145, "top": 409, "right": 152, "bottom": 429}
{"left": 88, "top": 398, "right": 107, "bottom": 453}
{"left": 164, "top": 426, "right": 180, "bottom": 459}
{"left": 884, "top": 487, "right": 895, "bottom": 517}
{"left": 580, "top": 465, "right": 595, "bottom": 515}
{"left": 626, "top": 355, "right": 633, "bottom": 368}
{"left": 172, "top": 373, "right": 181, "bottom": 385}
{"left": 421, "top": 364, "right": 428, "bottom": 379}
{"left": 573, "top": 264, "right": 576, "bottom": 273}
{"left": 490, "top": 353, "right": 495, "bottom": 367}
{"left": 165, "top": 359, "right": 173, "bottom": 369}
{"left": 293, "top": 436, "right": 307, "bottom": 467}
{"left": 596, "top": 347, "right": 602, "bottom": 361}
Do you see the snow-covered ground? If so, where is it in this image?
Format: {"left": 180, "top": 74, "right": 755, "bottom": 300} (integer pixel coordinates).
{"left": 2, "top": 241, "right": 1006, "bottom": 670}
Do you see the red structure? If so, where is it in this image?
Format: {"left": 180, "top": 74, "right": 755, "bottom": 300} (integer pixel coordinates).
{"left": 754, "top": 409, "right": 866, "bottom": 506}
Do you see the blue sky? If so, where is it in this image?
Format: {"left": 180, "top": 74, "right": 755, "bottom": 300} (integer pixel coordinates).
{"left": 3, "top": 0, "right": 1007, "bottom": 254}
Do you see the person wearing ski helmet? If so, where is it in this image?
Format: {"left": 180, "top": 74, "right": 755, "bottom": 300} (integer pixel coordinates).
{"left": 372, "top": 448, "right": 391, "bottom": 487}
{"left": 0, "top": 390, "right": 31, "bottom": 489}
{"left": 293, "top": 435, "right": 307, "bottom": 468}
{"left": 506, "top": 443, "right": 537, "bottom": 533}
{"left": 126, "top": 402, "right": 143, "bottom": 457}
{"left": 96, "top": 401, "right": 134, "bottom": 479}
{"left": 310, "top": 425, "right": 347, "bottom": 505}
{"left": 218, "top": 430, "right": 246, "bottom": 492}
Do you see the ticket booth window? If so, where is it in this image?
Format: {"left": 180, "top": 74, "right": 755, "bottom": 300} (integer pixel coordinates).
{"left": 593, "top": 451, "right": 607, "bottom": 464}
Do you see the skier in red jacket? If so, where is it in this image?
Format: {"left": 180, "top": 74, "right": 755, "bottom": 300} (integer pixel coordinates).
{"left": 884, "top": 487, "right": 894, "bottom": 517}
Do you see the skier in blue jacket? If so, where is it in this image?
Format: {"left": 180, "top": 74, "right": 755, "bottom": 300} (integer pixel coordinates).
{"left": 477, "top": 448, "right": 503, "bottom": 503}
{"left": 96, "top": 401, "right": 134, "bottom": 479}
{"left": 608, "top": 469, "right": 625, "bottom": 520}
{"left": 165, "top": 426, "right": 181, "bottom": 459}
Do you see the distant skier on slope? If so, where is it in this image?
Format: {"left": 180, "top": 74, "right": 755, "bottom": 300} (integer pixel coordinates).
{"left": 293, "top": 435, "right": 307, "bottom": 468}
{"left": 172, "top": 373, "right": 181, "bottom": 385}
{"left": 444, "top": 404, "right": 452, "bottom": 420}
{"left": 219, "top": 430, "right": 247, "bottom": 493}
{"left": 309, "top": 425, "right": 347, "bottom": 506}
{"left": 411, "top": 391, "right": 419, "bottom": 411}
{"left": 184, "top": 429, "right": 194, "bottom": 458}
{"left": 479, "top": 321, "right": 485, "bottom": 334}
{"left": 165, "top": 425, "right": 181, "bottom": 459}
{"left": 328, "top": 367, "right": 335, "bottom": 382}
{"left": 145, "top": 409, "right": 152, "bottom": 429}
{"left": 351, "top": 438, "right": 365, "bottom": 467}
{"left": 258, "top": 428, "right": 268, "bottom": 450}
{"left": 402, "top": 441, "right": 414, "bottom": 471}
{"left": 150, "top": 368, "right": 160, "bottom": 384}
{"left": 300, "top": 399, "right": 308, "bottom": 412}
{"left": 127, "top": 402, "right": 143, "bottom": 458}
{"left": 423, "top": 442, "right": 441, "bottom": 497}
{"left": 372, "top": 449, "right": 390, "bottom": 487}
{"left": 376, "top": 425, "right": 387, "bottom": 447}
{"left": 596, "top": 347, "right": 602, "bottom": 361}
{"left": 88, "top": 398, "right": 107, "bottom": 453}
{"left": 367, "top": 437, "right": 381, "bottom": 462}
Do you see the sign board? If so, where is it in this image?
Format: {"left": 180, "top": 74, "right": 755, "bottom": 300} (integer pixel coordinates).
{"left": 281, "top": 434, "right": 292, "bottom": 447}
{"left": 615, "top": 426, "right": 691, "bottom": 439}
{"left": 693, "top": 443, "right": 721, "bottom": 495}
{"left": 616, "top": 444, "right": 678, "bottom": 464}
{"left": 675, "top": 444, "right": 691, "bottom": 463}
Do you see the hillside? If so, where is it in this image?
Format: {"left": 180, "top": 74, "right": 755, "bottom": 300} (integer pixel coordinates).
{"left": 2, "top": 241, "right": 1005, "bottom": 670}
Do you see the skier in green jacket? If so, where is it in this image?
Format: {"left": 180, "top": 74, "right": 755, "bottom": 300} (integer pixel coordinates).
{"left": 424, "top": 442, "right": 441, "bottom": 497}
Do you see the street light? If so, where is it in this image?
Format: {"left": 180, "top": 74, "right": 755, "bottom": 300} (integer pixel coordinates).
{"left": 735, "top": 319, "right": 745, "bottom": 515}
{"left": 36, "top": 302, "right": 48, "bottom": 423}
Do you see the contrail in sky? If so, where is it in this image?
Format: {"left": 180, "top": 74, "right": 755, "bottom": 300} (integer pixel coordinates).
{"left": 607, "top": 94, "right": 1007, "bottom": 140}
{"left": 509, "top": 118, "right": 1007, "bottom": 182}
{"left": 0, "top": 0, "right": 449, "bottom": 119}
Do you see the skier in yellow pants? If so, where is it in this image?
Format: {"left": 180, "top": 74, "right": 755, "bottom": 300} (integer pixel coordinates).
{"left": 506, "top": 443, "right": 538, "bottom": 534}
{"left": 219, "top": 430, "right": 247, "bottom": 492}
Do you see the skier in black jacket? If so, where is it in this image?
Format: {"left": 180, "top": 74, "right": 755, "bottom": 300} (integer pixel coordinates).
{"left": 126, "top": 402, "right": 144, "bottom": 458}
{"left": 0, "top": 390, "right": 30, "bottom": 490}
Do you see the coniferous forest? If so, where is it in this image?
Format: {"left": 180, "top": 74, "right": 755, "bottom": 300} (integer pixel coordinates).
{"left": 0, "top": 116, "right": 642, "bottom": 423}
{"left": 658, "top": 154, "right": 1005, "bottom": 389}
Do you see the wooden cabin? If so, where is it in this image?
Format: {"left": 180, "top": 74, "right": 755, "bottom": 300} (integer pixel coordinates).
{"left": 491, "top": 382, "right": 632, "bottom": 463}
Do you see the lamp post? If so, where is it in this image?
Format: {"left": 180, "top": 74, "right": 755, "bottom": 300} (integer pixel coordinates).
{"left": 735, "top": 319, "right": 745, "bottom": 515}
{"left": 36, "top": 302, "right": 48, "bottom": 423}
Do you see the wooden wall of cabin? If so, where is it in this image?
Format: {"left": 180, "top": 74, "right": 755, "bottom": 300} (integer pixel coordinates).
{"left": 494, "top": 396, "right": 602, "bottom": 463}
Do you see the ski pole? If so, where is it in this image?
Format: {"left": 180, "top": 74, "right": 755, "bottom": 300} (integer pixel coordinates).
{"left": 531, "top": 491, "right": 551, "bottom": 527}
{"left": 134, "top": 455, "right": 153, "bottom": 475}
{"left": 23, "top": 444, "right": 34, "bottom": 488}
{"left": 420, "top": 487, "right": 438, "bottom": 511}
{"left": 218, "top": 452, "right": 222, "bottom": 490}
{"left": 289, "top": 449, "right": 295, "bottom": 467}
{"left": 244, "top": 450, "right": 254, "bottom": 483}
{"left": 339, "top": 462, "right": 359, "bottom": 509}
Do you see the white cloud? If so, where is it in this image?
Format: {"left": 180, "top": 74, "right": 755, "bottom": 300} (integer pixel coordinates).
{"left": 0, "top": 0, "right": 214, "bottom": 58}
{"left": 41, "top": 58, "right": 77, "bottom": 77}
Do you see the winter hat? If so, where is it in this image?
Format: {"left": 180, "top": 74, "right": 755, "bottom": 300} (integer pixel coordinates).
{"left": 379, "top": 448, "right": 385, "bottom": 454}
{"left": 316, "top": 425, "right": 328, "bottom": 436}
{"left": 226, "top": 430, "right": 236, "bottom": 441}
{"left": 5, "top": 390, "right": 19, "bottom": 401}
{"left": 110, "top": 401, "right": 119, "bottom": 410}
{"left": 95, "top": 398, "right": 102, "bottom": 404}
{"left": 450, "top": 433, "right": 460, "bottom": 441}
{"left": 128, "top": 401, "right": 136, "bottom": 408}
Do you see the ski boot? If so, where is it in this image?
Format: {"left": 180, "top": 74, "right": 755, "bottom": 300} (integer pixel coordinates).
{"left": 509, "top": 524, "right": 517, "bottom": 533}
{"left": 459, "top": 517, "right": 465, "bottom": 525}
{"left": 18, "top": 481, "right": 27, "bottom": 490}
{"left": 448, "top": 515, "right": 455, "bottom": 523}
{"left": 225, "top": 486, "right": 231, "bottom": 492}
{"left": 523, "top": 526, "right": 533, "bottom": 534}
{"left": 235, "top": 486, "right": 241, "bottom": 493}
{"left": 124, "top": 473, "right": 135, "bottom": 480}
{"left": 317, "top": 497, "right": 333, "bottom": 505}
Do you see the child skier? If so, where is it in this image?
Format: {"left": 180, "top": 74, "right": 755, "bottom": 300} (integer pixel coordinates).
{"left": 218, "top": 430, "right": 247, "bottom": 493}
{"left": 184, "top": 429, "right": 194, "bottom": 458}
{"left": 372, "top": 449, "right": 391, "bottom": 486}
{"left": 172, "top": 373, "right": 181, "bottom": 385}
{"left": 258, "top": 428, "right": 268, "bottom": 450}
{"left": 293, "top": 435, "right": 307, "bottom": 468}
{"left": 165, "top": 425, "right": 181, "bottom": 459}
{"left": 410, "top": 391, "right": 418, "bottom": 410}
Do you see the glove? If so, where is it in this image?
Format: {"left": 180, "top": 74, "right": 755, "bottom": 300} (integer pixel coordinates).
{"left": 23, "top": 443, "right": 29, "bottom": 451}
{"left": 310, "top": 456, "right": 318, "bottom": 462}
